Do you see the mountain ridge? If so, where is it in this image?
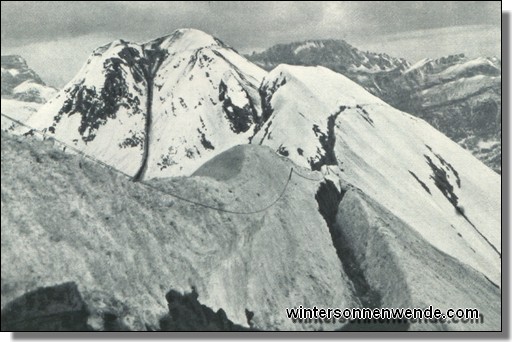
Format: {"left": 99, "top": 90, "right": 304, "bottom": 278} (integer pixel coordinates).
{"left": 253, "top": 64, "right": 500, "bottom": 283}
{"left": 247, "top": 40, "right": 501, "bottom": 173}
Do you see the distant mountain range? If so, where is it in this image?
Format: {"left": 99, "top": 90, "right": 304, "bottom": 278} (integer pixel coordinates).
{"left": 1, "top": 55, "right": 57, "bottom": 130}
{"left": 1, "top": 29, "right": 501, "bottom": 331}
{"left": 1, "top": 55, "right": 56, "bottom": 103}
{"left": 248, "top": 40, "right": 501, "bottom": 173}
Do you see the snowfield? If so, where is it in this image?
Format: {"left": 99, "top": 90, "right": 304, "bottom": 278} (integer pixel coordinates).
{"left": 1, "top": 98, "right": 41, "bottom": 126}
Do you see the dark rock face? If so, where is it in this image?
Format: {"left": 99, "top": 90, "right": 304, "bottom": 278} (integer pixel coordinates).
{"left": 408, "top": 171, "right": 431, "bottom": 195}
{"left": 248, "top": 42, "right": 501, "bottom": 173}
{"left": 251, "top": 74, "right": 286, "bottom": 142}
{"left": 309, "top": 106, "right": 346, "bottom": 171}
{"left": 159, "top": 288, "right": 252, "bottom": 331}
{"left": 52, "top": 45, "right": 147, "bottom": 144}
{"left": 425, "top": 154, "right": 459, "bottom": 208}
{"left": 0, "top": 282, "right": 134, "bottom": 331}
{"left": 315, "top": 181, "right": 381, "bottom": 310}
{"left": 219, "top": 80, "right": 258, "bottom": 134}
{"left": 0, "top": 280, "right": 252, "bottom": 331}
{"left": 1, "top": 282, "right": 89, "bottom": 331}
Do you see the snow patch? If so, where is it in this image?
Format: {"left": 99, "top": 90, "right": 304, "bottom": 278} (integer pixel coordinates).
{"left": 293, "top": 41, "right": 323, "bottom": 54}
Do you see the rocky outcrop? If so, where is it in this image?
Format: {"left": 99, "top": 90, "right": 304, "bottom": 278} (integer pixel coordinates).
{"left": 0, "top": 281, "right": 251, "bottom": 332}
{"left": 1, "top": 282, "right": 89, "bottom": 331}
{"left": 159, "top": 288, "right": 252, "bottom": 331}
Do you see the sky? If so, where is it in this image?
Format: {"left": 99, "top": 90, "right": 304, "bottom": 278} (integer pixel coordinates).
{"left": 1, "top": 1, "right": 502, "bottom": 87}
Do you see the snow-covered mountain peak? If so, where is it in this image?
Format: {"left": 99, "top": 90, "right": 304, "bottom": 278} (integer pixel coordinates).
{"left": 146, "top": 28, "right": 226, "bottom": 54}
{"left": 29, "top": 30, "right": 266, "bottom": 179}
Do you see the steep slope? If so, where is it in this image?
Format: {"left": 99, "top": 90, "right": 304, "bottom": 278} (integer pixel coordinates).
{"left": 26, "top": 40, "right": 150, "bottom": 177}
{"left": 248, "top": 43, "right": 501, "bottom": 172}
{"left": 1, "top": 99, "right": 40, "bottom": 132}
{"left": 28, "top": 29, "right": 266, "bottom": 179}
{"left": 253, "top": 65, "right": 501, "bottom": 287}
{"left": 1, "top": 131, "right": 357, "bottom": 331}
{"left": 334, "top": 189, "right": 500, "bottom": 330}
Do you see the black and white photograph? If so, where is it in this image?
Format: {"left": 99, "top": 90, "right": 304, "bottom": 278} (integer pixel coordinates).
{"left": 0, "top": 0, "right": 506, "bottom": 336}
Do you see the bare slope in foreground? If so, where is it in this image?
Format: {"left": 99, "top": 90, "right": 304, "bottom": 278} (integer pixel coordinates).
{"left": 1, "top": 132, "right": 355, "bottom": 330}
